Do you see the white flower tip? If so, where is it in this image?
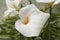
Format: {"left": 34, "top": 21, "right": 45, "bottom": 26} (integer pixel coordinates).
{"left": 53, "top": 1, "right": 60, "bottom": 5}
{"left": 35, "top": 0, "right": 54, "bottom": 3}
{"left": 3, "top": 10, "right": 10, "bottom": 17}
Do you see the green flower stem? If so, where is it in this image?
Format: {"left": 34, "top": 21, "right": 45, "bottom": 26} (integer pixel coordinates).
{"left": 49, "top": 6, "right": 52, "bottom": 21}
{"left": 29, "top": 0, "right": 32, "bottom": 4}
{"left": 48, "top": 6, "right": 52, "bottom": 40}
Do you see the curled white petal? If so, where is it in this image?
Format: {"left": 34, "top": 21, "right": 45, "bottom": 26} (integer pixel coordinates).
{"left": 3, "top": 10, "right": 12, "bottom": 17}
{"left": 3, "top": 10, "right": 18, "bottom": 17}
{"left": 6, "top": 0, "right": 21, "bottom": 10}
{"left": 53, "top": 0, "right": 60, "bottom": 5}
{"left": 9, "top": 10, "right": 19, "bottom": 16}
{"left": 15, "top": 4, "right": 50, "bottom": 37}
{"left": 35, "top": 0, "right": 54, "bottom": 3}
{"left": 14, "top": 0, "right": 21, "bottom": 6}
{"left": 35, "top": 0, "right": 60, "bottom": 5}
{"left": 6, "top": 0, "right": 15, "bottom": 10}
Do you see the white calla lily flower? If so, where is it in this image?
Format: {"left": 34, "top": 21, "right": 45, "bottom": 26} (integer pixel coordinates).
{"left": 36, "top": 0, "right": 60, "bottom": 5}
{"left": 3, "top": 10, "right": 18, "bottom": 17}
{"left": 4, "top": 0, "right": 21, "bottom": 17}
{"left": 15, "top": 4, "right": 50, "bottom": 37}
{"left": 6, "top": 0, "right": 21, "bottom": 11}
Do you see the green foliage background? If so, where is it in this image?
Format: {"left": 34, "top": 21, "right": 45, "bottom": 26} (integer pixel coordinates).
{"left": 0, "top": 13, "right": 60, "bottom": 40}
{"left": 0, "top": 0, "right": 60, "bottom": 40}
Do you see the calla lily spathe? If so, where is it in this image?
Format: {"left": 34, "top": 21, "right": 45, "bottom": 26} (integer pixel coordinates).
{"left": 4, "top": 0, "right": 21, "bottom": 17}
{"left": 6, "top": 0, "right": 21, "bottom": 10}
{"left": 36, "top": 0, "right": 60, "bottom": 5}
{"left": 15, "top": 4, "right": 50, "bottom": 37}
